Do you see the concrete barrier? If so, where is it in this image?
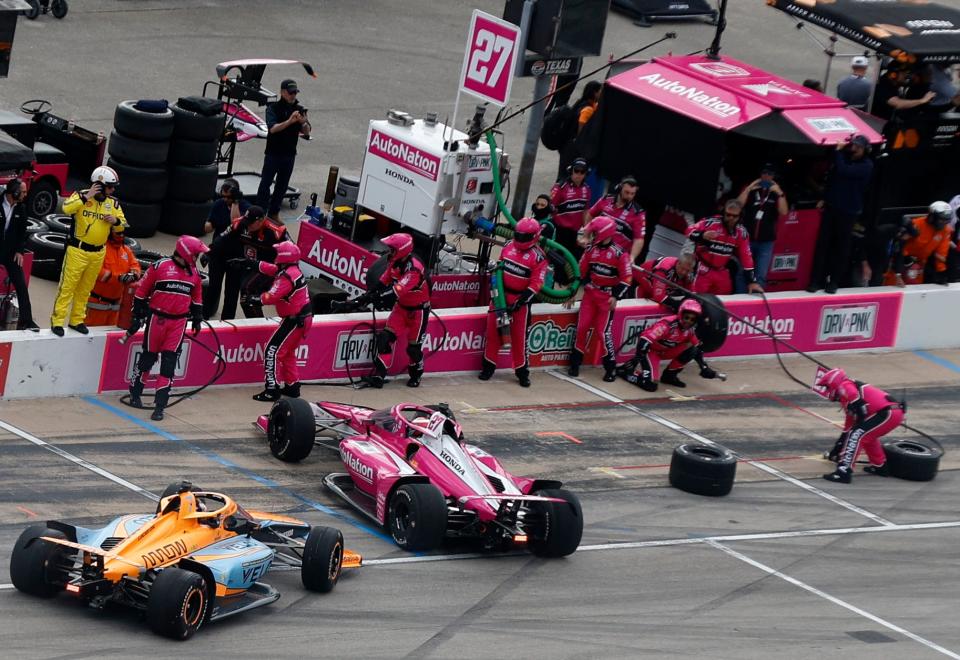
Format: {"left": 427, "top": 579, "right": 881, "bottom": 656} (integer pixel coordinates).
{"left": 0, "top": 284, "right": 956, "bottom": 400}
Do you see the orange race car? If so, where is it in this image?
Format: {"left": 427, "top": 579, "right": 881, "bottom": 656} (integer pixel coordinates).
{"left": 9, "top": 482, "right": 361, "bottom": 639}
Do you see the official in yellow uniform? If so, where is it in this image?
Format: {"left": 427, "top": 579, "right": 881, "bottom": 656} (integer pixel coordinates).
{"left": 51, "top": 166, "right": 127, "bottom": 336}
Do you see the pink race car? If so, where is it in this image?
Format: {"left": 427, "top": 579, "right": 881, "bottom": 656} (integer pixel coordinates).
{"left": 256, "top": 401, "right": 583, "bottom": 556}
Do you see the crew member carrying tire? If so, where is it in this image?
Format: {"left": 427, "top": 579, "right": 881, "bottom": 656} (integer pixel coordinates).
{"left": 818, "top": 368, "right": 906, "bottom": 484}
{"left": 479, "top": 217, "right": 548, "bottom": 387}
{"left": 241, "top": 241, "right": 312, "bottom": 402}
{"left": 367, "top": 233, "right": 431, "bottom": 389}
{"left": 566, "top": 216, "right": 632, "bottom": 382}
{"left": 685, "top": 199, "right": 763, "bottom": 296}
{"left": 85, "top": 228, "right": 142, "bottom": 327}
{"left": 127, "top": 236, "right": 207, "bottom": 421}
{"left": 633, "top": 253, "right": 696, "bottom": 311}
{"left": 51, "top": 166, "right": 127, "bottom": 336}
{"left": 619, "top": 299, "right": 719, "bottom": 391}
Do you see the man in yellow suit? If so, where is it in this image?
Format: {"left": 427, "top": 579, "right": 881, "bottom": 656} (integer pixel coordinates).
{"left": 51, "top": 166, "right": 127, "bottom": 336}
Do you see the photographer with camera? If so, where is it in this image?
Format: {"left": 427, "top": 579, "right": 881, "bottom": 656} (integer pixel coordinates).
{"left": 202, "top": 178, "right": 250, "bottom": 319}
{"left": 735, "top": 164, "right": 789, "bottom": 291}
{"left": 256, "top": 79, "right": 311, "bottom": 221}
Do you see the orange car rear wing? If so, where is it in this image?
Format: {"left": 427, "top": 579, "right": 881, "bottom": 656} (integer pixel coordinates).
{"left": 40, "top": 536, "right": 143, "bottom": 568}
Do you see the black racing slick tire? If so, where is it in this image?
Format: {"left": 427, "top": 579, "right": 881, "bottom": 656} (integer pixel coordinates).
{"left": 365, "top": 255, "right": 389, "bottom": 292}
{"left": 146, "top": 567, "right": 209, "bottom": 640}
{"left": 168, "top": 138, "right": 218, "bottom": 167}
{"left": 119, "top": 200, "right": 161, "bottom": 238}
{"left": 26, "top": 231, "right": 67, "bottom": 281}
{"left": 113, "top": 101, "right": 174, "bottom": 143}
{"left": 43, "top": 213, "right": 71, "bottom": 234}
{"left": 159, "top": 199, "right": 212, "bottom": 237}
{"left": 107, "top": 130, "right": 169, "bottom": 166}
{"left": 883, "top": 441, "right": 942, "bottom": 482}
{"left": 528, "top": 488, "right": 583, "bottom": 558}
{"left": 25, "top": 217, "right": 45, "bottom": 234}
{"left": 51, "top": 0, "right": 68, "bottom": 18}
{"left": 669, "top": 443, "right": 737, "bottom": 497}
{"left": 301, "top": 526, "right": 344, "bottom": 593}
{"left": 107, "top": 158, "right": 168, "bottom": 204}
{"left": 10, "top": 526, "right": 70, "bottom": 597}
{"left": 168, "top": 163, "right": 219, "bottom": 203}
{"left": 694, "top": 294, "right": 729, "bottom": 354}
{"left": 23, "top": 0, "right": 39, "bottom": 20}
{"left": 170, "top": 103, "right": 226, "bottom": 142}
{"left": 267, "top": 398, "right": 316, "bottom": 463}
{"left": 26, "top": 179, "right": 59, "bottom": 218}
{"left": 137, "top": 249, "right": 164, "bottom": 271}
{"left": 388, "top": 483, "right": 447, "bottom": 552}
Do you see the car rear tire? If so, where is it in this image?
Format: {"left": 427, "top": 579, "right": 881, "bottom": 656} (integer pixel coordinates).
{"left": 528, "top": 488, "right": 583, "bottom": 558}
{"left": 26, "top": 231, "right": 67, "bottom": 281}
{"left": 26, "top": 179, "right": 59, "bottom": 218}
{"left": 388, "top": 483, "right": 447, "bottom": 552}
{"left": 170, "top": 103, "right": 226, "bottom": 142}
{"left": 268, "top": 398, "right": 316, "bottom": 463}
{"left": 107, "top": 130, "right": 169, "bottom": 166}
{"left": 10, "top": 526, "right": 70, "bottom": 597}
{"left": 669, "top": 442, "right": 737, "bottom": 497}
{"left": 118, "top": 200, "right": 161, "bottom": 238}
{"left": 146, "top": 567, "right": 209, "bottom": 640}
{"left": 883, "top": 440, "right": 942, "bottom": 482}
{"left": 695, "top": 294, "right": 728, "bottom": 353}
{"left": 114, "top": 101, "right": 174, "bottom": 143}
{"left": 301, "top": 526, "right": 344, "bottom": 593}
{"left": 168, "top": 138, "right": 218, "bottom": 167}
{"left": 107, "top": 158, "right": 168, "bottom": 204}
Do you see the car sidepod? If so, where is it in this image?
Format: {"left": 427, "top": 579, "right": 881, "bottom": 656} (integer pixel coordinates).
{"left": 188, "top": 535, "right": 275, "bottom": 595}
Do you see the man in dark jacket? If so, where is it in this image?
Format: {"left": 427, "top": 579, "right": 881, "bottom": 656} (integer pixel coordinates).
{"left": 807, "top": 136, "right": 874, "bottom": 294}
{"left": 256, "top": 79, "right": 311, "bottom": 220}
{"left": 736, "top": 164, "right": 789, "bottom": 290}
{"left": 0, "top": 179, "right": 38, "bottom": 330}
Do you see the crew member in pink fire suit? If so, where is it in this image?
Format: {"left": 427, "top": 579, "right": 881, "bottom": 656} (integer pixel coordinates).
{"left": 550, "top": 157, "right": 592, "bottom": 260}
{"left": 249, "top": 241, "right": 312, "bottom": 402}
{"left": 588, "top": 176, "right": 646, "bottom": 261}
{"left": 818, "top": 368, "right": 905, "bottom": 484}
{"left": 127, "top": 236, "right": 207, "bottom": 421}
{"left": 686, "top": 200, "right": 764, "bottom": 295}
{"left": 619, "top": 298, "right": 719, "bottom": 391}
{"left": 479, "top": 218, "right": 548, "bottom": 387}
{"left": 566, "top": 216, "right": 632, "bottom": 382}
{"left": 633, "top": 253, "right": 696, "bottom": 311}
{"left": 368, "top": 233, "right": 431, "bottom": 389}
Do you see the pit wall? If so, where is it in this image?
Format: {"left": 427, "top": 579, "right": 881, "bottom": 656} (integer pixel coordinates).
{"left": 1, "top": 284, "right": 956, "bottom": 400}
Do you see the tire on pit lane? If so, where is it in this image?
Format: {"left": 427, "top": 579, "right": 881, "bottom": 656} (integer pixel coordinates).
{"left": 113, "top": 100, "right": 175, "bottom": 142}
{"left": 119, "top": 200, "right": 161, "bottom": 238}
{"left": 301, "top": 526, "right": 344, "bottom": 593}
{"left": 107, "top": 130, "right": 169, "bottom": 166}
{"left": 26, "top": 216, "right": 45, "bottom": 234}
{"left": 10, "top": 525, "right": 71, "bottom": 597}
{"left": 26, "top": 231, "right": 67, "bottom": 281}
{"left": 43, "top": 213, "right": 71, "bottom": 234}
{"left": 669, "top": 442, "right": 737, "bottom": 497}
{"left": 694, "top": 293, "right": 728, "bottom": 354}
{"left": 528, "top": 488, "right": 583, "bottom": 558}
{"left": 882, "top": 440, "right": 942, "bottom": 482}
{"left": 268, "top": 397, "right": 316, "bottom": 462}
{"left": 387, "top": 483, "right": 447, "bottom": 551}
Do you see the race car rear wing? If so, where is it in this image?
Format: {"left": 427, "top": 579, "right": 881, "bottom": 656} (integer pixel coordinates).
{"left": 39, "top": 536, "right": 143, "bottom": 568}
{"left": 456, "top": 494, "right": 567, "bottom": 507}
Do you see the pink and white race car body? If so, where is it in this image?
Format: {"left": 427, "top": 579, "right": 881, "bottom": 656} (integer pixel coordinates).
{"left": 222, "top": 101, "right": 267, "bottom": 142}
{"left": 257, "top": 401, "right": 583, "bottom": 555}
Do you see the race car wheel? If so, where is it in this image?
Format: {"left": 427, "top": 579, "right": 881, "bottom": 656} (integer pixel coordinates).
{"left": 26, "top": 179, "right": 59, "bottom": 218}
{"left": 118, "top": 200, "right": 161, "bottom": 238}
{"left": 10, "top": 526, "right": 70, "bottom": 597}
{"left": 106, "top": 158, "right": 168, "bottom": 204}
{"left": 268, "top": 397, "right": 316, "bottom": 463}
{"left": 170, "top": 103, "right": 226, "bottom": 143}
{"left": 669, "top": 442, "right": 737, "bottom": 497}
{"left": 694, "top": 294, "right": 728, "bottom": 354}
{"left": 146, "top": 567, "right": 209, "bottom": 640}
{"left": 883, "top": 440, "right": 942, "bottom": 482}
{"left": 160, "top": 199, "right": 213, "bottom": 237}
{"left": 388, "top": 483, "right": 447, "bottom": 551}
{"left": 107, "top": 130, "right": 170, "bottom": 166}
{"left": 301, "top": 526, "right": 344, "bottom": 593}
{"left": 52, "top": 0, "right": 68, "bottom": 18}
{"left": 528, "top": 488, "right": 583, "bottom": 558}
{"left": 26, "top": 231, "right": 67, "bottom": 281}
{"left": 168, "top": 138, "right": 218, "bottom": 167}
{"left": 168, "top": 163, "right": 219, "bottom": 203}
{"left": 114, "top": 101, "right": 175, "bottom": 143}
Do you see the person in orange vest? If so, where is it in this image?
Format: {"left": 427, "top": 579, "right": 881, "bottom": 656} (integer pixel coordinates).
{"left": 884, "top": 201, "right": 953, "bottom": 286}
{"left": 85, "top": 230, "right": 142, "bottom": 327}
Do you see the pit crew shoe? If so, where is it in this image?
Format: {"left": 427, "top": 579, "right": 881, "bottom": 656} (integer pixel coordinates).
{"left": 661, "top": 369, "right": 686, "bottom": 388}
{"left": 516, "top": 368, "right": 531, "bottom": 388}
{"left": 479, "top": 360, "right": 496, "bottom": 381}
{"left": 280, "top": 382, "right": 301, "bottom": 398}
{"left": 253, "top": 388, "right": 281, "bottom": 402}
{"left": 128, "top": 381, "right": 144, "bottom": 409}
{"left": 863, "top": 463, "right": 890, "bottom": 477}
{"left": 361, "top": 375, "right": 384, "bottom": 389}
{"left": 822, "top": 467, "right": 852, "bottom": 484}
{"left": 52, "top": 326, "right": 64, "bottom": 337}
{"left": 151, "top": 388, "right": 170, "bottom": 422}
{"left": 69, "top": 323, "right": 89, "bottom": 335}
{"left": 824, "top": 281, "right": 838, "bottom": 294}
{"left": 407, "top": 366, "right": 423, "bottom": 388}
{"left": 567, "top": 350, "right": 583, "bottom": 377}
{"left": 603, "top": 370, "right": 617, "bottom": 382}
{"left": 639, "top": 380, "right": 659, "bottom": 392}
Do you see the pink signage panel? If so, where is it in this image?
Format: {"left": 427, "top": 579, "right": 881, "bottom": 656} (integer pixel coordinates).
{"left": 782, "top": 107, "right": 883, "bottom": 145}
{"left": 459, "top": 10, "right": 521, "bottom": 107}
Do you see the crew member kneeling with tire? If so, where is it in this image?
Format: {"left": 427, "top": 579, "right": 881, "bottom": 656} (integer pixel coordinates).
{"left": 618, "top": 299, "right": 719, "bottom": 391}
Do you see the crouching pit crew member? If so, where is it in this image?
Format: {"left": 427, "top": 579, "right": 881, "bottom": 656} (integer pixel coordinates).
{"left": 479, "top": 217, "right": 548, "bottom": 387}
{"left": 619, "top": 299, "right": 719, "bottom": 391}
{"left": 126, "top": 236, "right": 207, "bottom": 421}
{"left": 566, "top": 216, "right": 632, "bottom": 382}
{"left": 238, "top": 241, "right": 312, "bottom": 402}
{"left": 818, "top": 368, "right": 905, "bottom": 484}
{"left": 633, "top": 253, "right": 696, "bottom": 311}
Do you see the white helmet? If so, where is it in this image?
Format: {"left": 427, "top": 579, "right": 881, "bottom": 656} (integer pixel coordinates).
{"left": 91, "top": 166, "right": 119, "bottom": 185}
{"left": 929, "top": 200, "right": 953, "bottom": 228}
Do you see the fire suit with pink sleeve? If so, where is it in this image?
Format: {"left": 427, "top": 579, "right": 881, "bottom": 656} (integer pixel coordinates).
{"left": 259, "top": 261, "right": 312, "bottom": 392}
{"left": 832, "top": 379, "right": 905, "bottom": 472}
{"left": 686, "top": 217, "right": 756, "bottom": 295}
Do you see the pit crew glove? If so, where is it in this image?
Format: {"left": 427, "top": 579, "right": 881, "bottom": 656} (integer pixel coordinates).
{"left": 227, "top": 257, "right": 257, "bottom": 272}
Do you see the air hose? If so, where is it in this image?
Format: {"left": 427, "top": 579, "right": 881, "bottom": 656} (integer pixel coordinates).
{"left": 485, "top": 131, "right": 580, "bottom": 304}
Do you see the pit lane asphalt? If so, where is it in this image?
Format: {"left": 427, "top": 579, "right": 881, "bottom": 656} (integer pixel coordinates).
{"left": 1, "top": 349, "right": 959, "bottom": 659}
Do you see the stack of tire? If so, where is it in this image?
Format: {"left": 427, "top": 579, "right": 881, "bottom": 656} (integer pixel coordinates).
{"left": 107, "top": 101, "right": 175, "bottom": 238}
{"left": 160, "top": 97, "right": 225, "bottom": 237}
{"left": 27, "top": 213, "right": 143, "bottom": 281}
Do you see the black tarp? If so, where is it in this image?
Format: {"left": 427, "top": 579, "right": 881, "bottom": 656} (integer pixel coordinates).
{"left": 769, "top": 0, "right": 960, "bottom": 63}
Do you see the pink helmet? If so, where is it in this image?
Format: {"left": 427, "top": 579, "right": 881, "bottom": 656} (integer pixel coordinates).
{"left": 586, "top": 216, "right": 617, "bottom": 245}
{"left": 175, "top": 235, "right": 209, "bottom": 263}
{"left": 382, "top": 233, "right": 414, "bottom": 262}
{"left": 513, "top": 217, "right": 541, "bottom": 250}
{"left": 816, "top": 368, "right": 846, "bottom": 396}
{"left": 274, "top": 241, "right": 301, "bottom": 265}
{"left": 679, "top": 298, "right": 702, "bottom": 316}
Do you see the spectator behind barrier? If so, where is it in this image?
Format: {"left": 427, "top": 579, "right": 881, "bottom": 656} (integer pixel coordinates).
{"left": 836, "top": 56, "right": 873, "bottom": 112}
{"left": 884, "top": 202, "right": 952, "bottom": 286}
{"left": 735, "top": 164, "right": 789, "bottom": 291}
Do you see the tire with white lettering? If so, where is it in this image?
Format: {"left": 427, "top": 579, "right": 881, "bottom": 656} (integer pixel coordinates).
{"left": 26, "top": 217, "right": 44, "bottom": 234}
{"left": 118, "top": 200, "right": 161, "bottom": 238}
{"left": 107, "top": 130, "right": 169, "bottom": 166}
{"left": 301, "top": 526, "right": 344, "bottom": 593}
{"left": 10, "top": 526, "right": 70, "bottom": 597}
{"left": 669, "top": 443, "right": 737, "bottom": 497}
{"left": 170, "top": 103, "right": 226, "bottom": 143}
{"left": 159, "top": 199, "right": 213, "bottom": 237}
{"left": 168, "top": 163, "right": 219, "bottom": 203}
{"left": 694, "top": 294, "right": 728, "bottom": 353}
{"left": 268, "top": 397, "right": 316, "bottom": 463}
{"left": 388, "top": 483, "right": 447, "bottom": 551}
{"left": 168, "top": 138, "right": 218, "bottom": 167}
{"left": 883, "top": 441, "right": 942, "bottom": 482}
{"left": 26, "top": 231, "right": 67, "bottom": 281}
{"left": 107, "top": 158, "right": 168, "bottom": 204}
{"left": 43, "top": 213, "right": 71, "bottom": 234}
{"left": 114, "top": 101, "right": 174, "bottom": 142}
{"left": 528, "top": 488, "right": 583, "bottom": 558}
{"left": 146, "top": 567, "right": 209, "bottom": 640}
